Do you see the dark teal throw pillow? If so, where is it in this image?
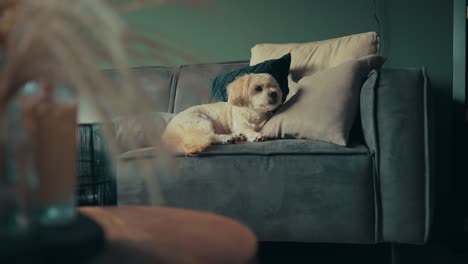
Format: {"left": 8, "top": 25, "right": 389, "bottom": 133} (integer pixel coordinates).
{"left": 211, "top": 53, "right": 291, "bottom": 103}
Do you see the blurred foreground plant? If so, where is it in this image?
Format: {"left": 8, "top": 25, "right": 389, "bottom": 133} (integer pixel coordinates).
{"left": 0, "top": 0, "right": 207, "bottom": 204}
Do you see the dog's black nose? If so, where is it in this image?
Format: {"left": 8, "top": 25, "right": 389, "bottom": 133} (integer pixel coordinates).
{"left": 269, "top": 91, "right": 277, "bottom": 98}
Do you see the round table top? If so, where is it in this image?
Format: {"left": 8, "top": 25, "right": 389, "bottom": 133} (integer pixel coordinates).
{"left": 79, "top": 206, "right": 257, "bottom": 264}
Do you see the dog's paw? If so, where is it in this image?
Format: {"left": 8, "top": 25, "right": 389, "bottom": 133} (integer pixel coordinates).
{"left": 246, "top": 133, "right": 267, "bottom": 142}
{"left": 254, "top": 134, "right": 268, "bottom": 142}
{"left": 216, "top": 135, "right": 233, "bottom": 144}
{"left": 223, "top": 134, "right": 246, "bottom": 144}
{"left": 232, "top": 133, "right": 247, "bottom": 143}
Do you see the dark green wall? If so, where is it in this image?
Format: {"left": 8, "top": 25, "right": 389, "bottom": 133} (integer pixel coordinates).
{"left": 124, "top": 0, "right": 454, "bottom": 237}
{"left": 123, "top": 0, "right": 376, "bottom": 64}
{"left": 123, "top": 0, "right": 453, "bottom": 126}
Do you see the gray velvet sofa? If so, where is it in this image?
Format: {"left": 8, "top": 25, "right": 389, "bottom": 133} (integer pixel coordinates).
{"left": 111, "top": 61, "right": 432, "bottom": 246}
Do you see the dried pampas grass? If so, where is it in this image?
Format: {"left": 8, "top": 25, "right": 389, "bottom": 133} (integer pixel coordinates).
{"left": 0, "top": 0, "right": 208, "bottom": 205}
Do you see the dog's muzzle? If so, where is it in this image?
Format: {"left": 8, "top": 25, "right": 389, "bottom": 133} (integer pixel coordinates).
{"left": 268, "top": 91, "right": 278, "bottom": 104}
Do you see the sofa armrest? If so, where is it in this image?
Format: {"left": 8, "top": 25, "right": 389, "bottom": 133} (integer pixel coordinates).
{"left": 360, "top": 68, "right": 432, "bottom": 244}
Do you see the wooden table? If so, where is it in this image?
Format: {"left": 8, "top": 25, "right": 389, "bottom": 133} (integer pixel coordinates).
{"left": 79, "top": 206, "right": 257, "bottom": 264}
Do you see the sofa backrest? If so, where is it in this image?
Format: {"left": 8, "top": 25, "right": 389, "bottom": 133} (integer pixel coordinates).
{"left": 104, "top": 66, "right": 177, "bottom": 114}
{"left": 172, "top": 61, "right": 248, "bottom": 113}
{"left": 130, "top": 66, "right": 177, "bottom": 113}
{"left": 106, "top": 61, "right": 249, "bottom": 114}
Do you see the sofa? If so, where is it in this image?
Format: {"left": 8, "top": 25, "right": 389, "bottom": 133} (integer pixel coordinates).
{"left": 103, "top": 60, "right": 432, "bottom": 246}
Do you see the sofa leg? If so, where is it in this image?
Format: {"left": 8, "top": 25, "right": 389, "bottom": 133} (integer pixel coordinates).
{"left": 390, "top": 243, "right": 401, "bottom": 264}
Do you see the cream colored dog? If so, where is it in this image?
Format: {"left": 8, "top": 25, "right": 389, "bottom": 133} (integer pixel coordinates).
{"left": 162, "top": 73, "right": 283, "bottom": 155}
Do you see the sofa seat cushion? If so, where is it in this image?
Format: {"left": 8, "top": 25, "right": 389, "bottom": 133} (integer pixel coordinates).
{"left": 119, "top": 139, "right": 369, "bottom": 160}
{"left": 117, "top": 140, "right": 376, "bottom": 243}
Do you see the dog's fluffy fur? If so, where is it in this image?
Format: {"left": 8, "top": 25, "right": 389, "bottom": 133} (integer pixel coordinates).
{"left": 162, "top": 73, "right": 283, "bottom": 155}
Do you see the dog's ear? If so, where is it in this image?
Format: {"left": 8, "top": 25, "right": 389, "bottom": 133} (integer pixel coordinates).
{"left": 227, "top": 74, "right": 250, "bottom": 107}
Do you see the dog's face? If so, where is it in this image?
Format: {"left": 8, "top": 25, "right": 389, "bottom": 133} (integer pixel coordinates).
{"left": 226, "top": 73, "right": 283, "bottom": 112}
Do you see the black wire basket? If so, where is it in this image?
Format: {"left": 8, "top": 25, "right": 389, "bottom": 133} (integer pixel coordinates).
{"left": 77, "top": 124, "right": 116, "bottom": 206}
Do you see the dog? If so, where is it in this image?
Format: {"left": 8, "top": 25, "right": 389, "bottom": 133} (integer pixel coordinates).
{"left": 162, "top": 73, "right": 283, "bottom": 155}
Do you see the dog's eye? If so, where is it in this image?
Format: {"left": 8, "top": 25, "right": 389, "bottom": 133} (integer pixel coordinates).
{"left": 255, "top": 86, "right": 263, "bottom": 92}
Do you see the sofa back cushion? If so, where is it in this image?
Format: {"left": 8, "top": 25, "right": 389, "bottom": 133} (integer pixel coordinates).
{"left": 173, "top": 61, "right": 248, "bottom": 113}
{"left": 105, "top": 66, "right": 176, "bottom": 115}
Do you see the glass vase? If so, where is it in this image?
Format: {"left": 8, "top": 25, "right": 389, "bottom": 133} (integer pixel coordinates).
{"left": 1, "top": 80, "right": 78, "bottom": 229}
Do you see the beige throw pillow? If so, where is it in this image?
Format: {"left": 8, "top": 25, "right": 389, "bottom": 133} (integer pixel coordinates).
{"left": 250, "top": 32, "right": 379, "bottom": 83}
{"left": 261, "top": 55, "right": 385, "bottom": 146}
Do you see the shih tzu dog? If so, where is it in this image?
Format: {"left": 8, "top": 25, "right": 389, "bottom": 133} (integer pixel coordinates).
{"left": 162, "top": 73, "right": 283, "bottom": 155}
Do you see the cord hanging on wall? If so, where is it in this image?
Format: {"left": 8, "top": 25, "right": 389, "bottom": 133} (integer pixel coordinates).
{"left": 372, "top": 0, "right": 382, "bottom": 55}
